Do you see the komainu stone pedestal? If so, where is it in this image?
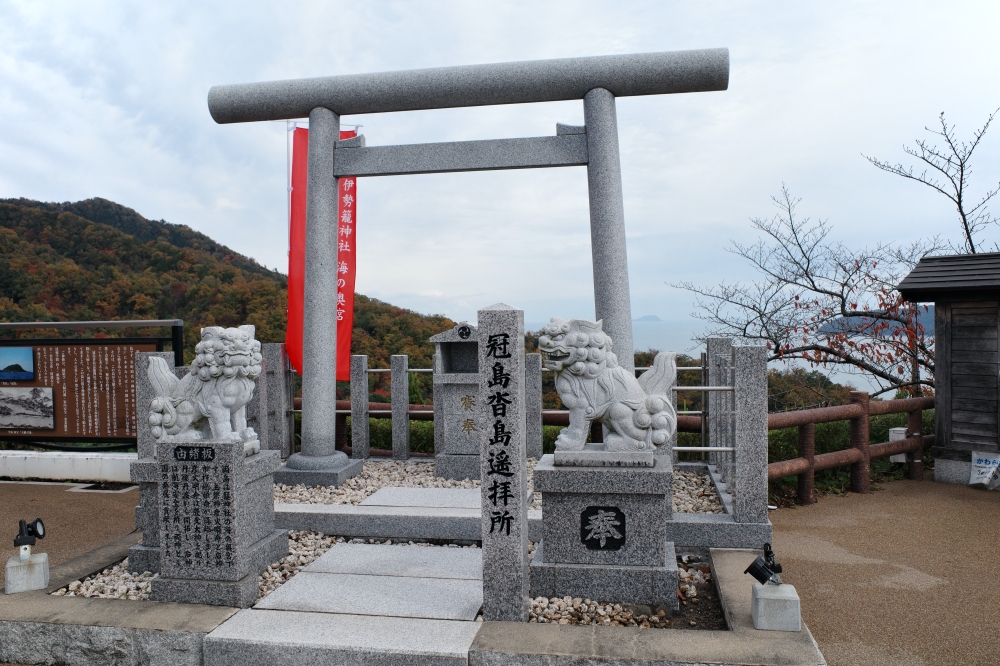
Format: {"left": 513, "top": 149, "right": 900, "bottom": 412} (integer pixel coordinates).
{"left": 529, "top": 454, "right": 679, "bottom": 609}
{"left": 151, "top": 440, "right": 288, "bottom": 608}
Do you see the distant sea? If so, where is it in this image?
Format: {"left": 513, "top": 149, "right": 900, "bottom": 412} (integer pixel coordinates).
{"left": 0, "top": 372, "right": 34, "bottom": 381}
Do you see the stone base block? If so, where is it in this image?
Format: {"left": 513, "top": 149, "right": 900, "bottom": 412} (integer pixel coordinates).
{"left": 666, "top": 513, "right": 773, "bottom": 550}
{"left": 529, "top": 541, "right": 679, "bottom": 610}
{"left": 127, "top": 544, "right": 160, "bottom": 575}
{"left": 553, "top": 449, "right": 654, "bottom": 467}
{"left": 153, "top": 571, "right": 260, "bottom": 608}
{"left": 434, "top": 454, "right": 480, "bottom": 481}
{"left": 151, "top": 529, "right": 287, "bottom": 607}
{"left": 5, "top": 554, "right": 49, "bottom": 594}
{"left": 751, "top": 582, "right": 801, "bottom": 631}
{"left": 273, "top": 458, "right": 363, "bottom": 487}
{"left": 934, "top": 458, "right": 971, "bottom": 485}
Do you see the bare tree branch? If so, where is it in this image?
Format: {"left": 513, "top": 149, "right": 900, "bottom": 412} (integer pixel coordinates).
{"left": 673, "top": 185, "right": 944, "bottom": 396}
{"left": 864, "top": 108, "right": 1000, "bottom": 253}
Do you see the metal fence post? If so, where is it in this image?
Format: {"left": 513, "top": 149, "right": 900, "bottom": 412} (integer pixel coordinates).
{"left": 849, "top": 391, "right": 871, "bottom": 493}
{"left": 797, "top": 423, "right": 816, "bottom": 504}
{"left": 906, "top": 409, "right": 923, "bottom": 480}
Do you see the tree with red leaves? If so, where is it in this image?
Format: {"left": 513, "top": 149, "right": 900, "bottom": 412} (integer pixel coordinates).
{"left": 675, "top": 185, "right": 942, "bottom": 397}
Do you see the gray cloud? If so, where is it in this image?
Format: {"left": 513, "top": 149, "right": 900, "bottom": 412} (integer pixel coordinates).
{"left": 0, "top": 0, "right": 997, "bottom": 354}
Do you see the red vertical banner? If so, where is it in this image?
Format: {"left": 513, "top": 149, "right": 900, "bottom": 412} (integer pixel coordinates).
{"left": 286, "top": 127, "right": 309, "bottom": 375}
{"left": 336, "top": 129, "right": 357, "bottom": 381}
{"left": 285, "top": 127, "right": 358, "bottom": 380}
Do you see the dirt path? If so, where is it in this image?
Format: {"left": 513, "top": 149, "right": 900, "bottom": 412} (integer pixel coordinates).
{"left": 771, "top": 473, "right": 999, "bottom": 666}
{"left": 0, "top": 481, "right": 138, "bottom": 589}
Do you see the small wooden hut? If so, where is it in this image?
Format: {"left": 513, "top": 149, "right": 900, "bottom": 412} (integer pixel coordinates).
{"left": 897, "top": 252, "right": 1000, "bottom": 484}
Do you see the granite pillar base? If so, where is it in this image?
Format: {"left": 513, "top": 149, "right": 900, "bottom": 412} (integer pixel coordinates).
{"left": 530, "top": 541, "right": 679, "bottom": 609}
{"left": 273, "top": 453, "right": 363, "bottom": 487}
{"left": 434, "top": 454, "right": 480, "bottom": 481}
{"left": 151, "top": 528, "right": 288, "bottom": 607}
{"left": 153, "top": 572, "right": 260, "bottom": 608}
{"left": 934, "top": 458, "right": 972, "bottom": 485}
{"left": 126, "top": 544, "right": 160, "bottom": 575}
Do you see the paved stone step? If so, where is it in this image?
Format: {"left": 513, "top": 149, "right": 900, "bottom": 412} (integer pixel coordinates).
{"left": 256, "top": 571, "right": 483, "bottom": 620}
{"left": 275, "top": 502, "right": 544, "bottom": 541}
{"left": 204, "top": 608, "right": 481, "bottom": 666}
{"left": 361, "top": 487, "right": 481, "bottom": 509}
{"left": 305, "top": 542, "right": 482, "bottom": 579}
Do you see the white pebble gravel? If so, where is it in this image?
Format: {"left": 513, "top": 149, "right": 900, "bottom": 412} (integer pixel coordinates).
{"left": 51, "top": 559, "right": 155, "bottom": 600}
{"left": 672, "top": 469, "right": 724, "bottom": 514}
{"left": 530, "top": 596, "right": 671, "bottom": 628}
{"left": 276, "top": 460, "right": 721, "bottom": 514}
{"left": 48, "top": 463, "right": 721, "bottom": 604}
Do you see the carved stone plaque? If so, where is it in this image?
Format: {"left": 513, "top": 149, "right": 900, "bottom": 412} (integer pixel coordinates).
{"left": 580, "top": 505, "right": 626, "bottom": 551}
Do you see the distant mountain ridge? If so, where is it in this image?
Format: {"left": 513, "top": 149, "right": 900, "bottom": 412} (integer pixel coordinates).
{"left": 0, "top": 198, "right": 453, "bottom": 370}
{"left": 1, "top": 197, "right": 275, "bottom": 278}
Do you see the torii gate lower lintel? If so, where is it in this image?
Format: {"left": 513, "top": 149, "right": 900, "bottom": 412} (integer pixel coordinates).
{"left": 208, "top": 49, "right": 730, "bottom": 483}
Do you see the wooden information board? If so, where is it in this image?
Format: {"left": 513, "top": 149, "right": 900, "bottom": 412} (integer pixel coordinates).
{"left": 0, "top": 340, "right": 160, "bottom": 442}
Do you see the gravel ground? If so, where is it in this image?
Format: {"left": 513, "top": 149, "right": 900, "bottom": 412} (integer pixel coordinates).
{"left": 530, "top": 597, "right": 675, "bottom": 628}
{"left": 276, "top": 460, "right": 723, "bottom": 514}
{"left": 50, "top": 559, "right": 154, "bottom": 600}
{"left": 49, "top": 463, "right": 722, "bottom": 604}
{"left": 672, "top": 469, "right": 725, "bottom": 514}
{"left": 529, "top": 553, "right": 718, "bottom": 629}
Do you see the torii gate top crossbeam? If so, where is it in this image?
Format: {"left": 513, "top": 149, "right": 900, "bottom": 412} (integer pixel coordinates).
{"left": 208, "top": 49, "right": 729, "bottom": 123}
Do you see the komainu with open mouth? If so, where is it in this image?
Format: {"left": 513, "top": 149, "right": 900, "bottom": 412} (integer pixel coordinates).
{"left": 146, "top": 325, "right": 263, "bottom": 455}
{"left": 538, "top": 318, "right": 676, "bottom": 452}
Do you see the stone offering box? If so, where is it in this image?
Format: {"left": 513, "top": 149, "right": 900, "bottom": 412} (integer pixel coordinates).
{"left": 529, "top": 455, "right": 679, "bottom": 609}
{"left": 432, "top": 322, "right": 481, "bottom": 480}
{"left": 150, "top": 439, "right": 287, "bottom": 608}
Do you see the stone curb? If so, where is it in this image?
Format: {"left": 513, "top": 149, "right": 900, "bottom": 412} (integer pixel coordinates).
{"left": 0, "top": 532, "right": 238, "bottom": 666}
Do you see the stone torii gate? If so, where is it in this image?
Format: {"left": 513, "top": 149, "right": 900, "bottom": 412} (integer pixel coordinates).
{"left": 208, "top": 49, "right": 730, "bottom": 485}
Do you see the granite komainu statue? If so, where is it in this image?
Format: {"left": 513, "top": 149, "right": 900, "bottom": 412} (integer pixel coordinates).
{"left": 538, "top": 318, "right": 676, "bottom": 452}
{"left": 147, "top": 325, "right": 263, "bottom": 455}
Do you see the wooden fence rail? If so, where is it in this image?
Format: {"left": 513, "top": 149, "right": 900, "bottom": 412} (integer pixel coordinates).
{"left": 294, "top": 393, "right": 935, "bottom": 502}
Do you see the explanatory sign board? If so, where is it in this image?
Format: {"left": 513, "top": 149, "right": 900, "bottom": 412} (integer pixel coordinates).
{"left": 0, "top": 339, "right": 160, "bottom": 442}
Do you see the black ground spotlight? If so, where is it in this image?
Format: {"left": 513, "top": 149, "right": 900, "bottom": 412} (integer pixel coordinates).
{"left": 14, "top": 518, "right": 45, "bottom": 558}
{"left": 744, "top": 542, "right": 783, "bottom": 585}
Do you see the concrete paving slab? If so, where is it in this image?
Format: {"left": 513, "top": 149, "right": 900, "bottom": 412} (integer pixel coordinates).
{"left": 305, "top": 542, "right": 482, "bottom": 580}
{"left": 204, "top": 608, "right": 481, "bottom": 666}
{"left": 254, "top": 571, "right": 483, "bottom": 620}
{"left": 361, "top": 486, "right": 482, "bottom": 509}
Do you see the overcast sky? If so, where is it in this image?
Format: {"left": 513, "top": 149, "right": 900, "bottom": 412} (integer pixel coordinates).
{"left": 1, "top": 1, "right": 998, "bottom": 356}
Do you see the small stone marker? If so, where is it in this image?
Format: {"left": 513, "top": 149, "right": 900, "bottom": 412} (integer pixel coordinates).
{"left": 151, "top": 439, "right": 287, "bottom": 607}
{"left": 432, "top": 322, "right": 481, "bottom": 480}
{"left": 477, "top": 304, "right": 529, "bottom": 622}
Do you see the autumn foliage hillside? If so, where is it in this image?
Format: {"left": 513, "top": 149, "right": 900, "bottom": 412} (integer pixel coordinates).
{"left": 0, "top": 198, "right": 453, "bottom": 365}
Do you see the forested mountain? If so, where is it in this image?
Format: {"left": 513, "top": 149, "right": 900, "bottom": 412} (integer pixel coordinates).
{"left": 0, "top": 198, "right": 453, "bottom": 365}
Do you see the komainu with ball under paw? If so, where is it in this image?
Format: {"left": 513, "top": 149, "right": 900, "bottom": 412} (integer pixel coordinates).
{"left": 147, "top": 325, "right": 263, "bottom": 455}
{"left": 538, "top": 318, "right": 676, "bottom": 452}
